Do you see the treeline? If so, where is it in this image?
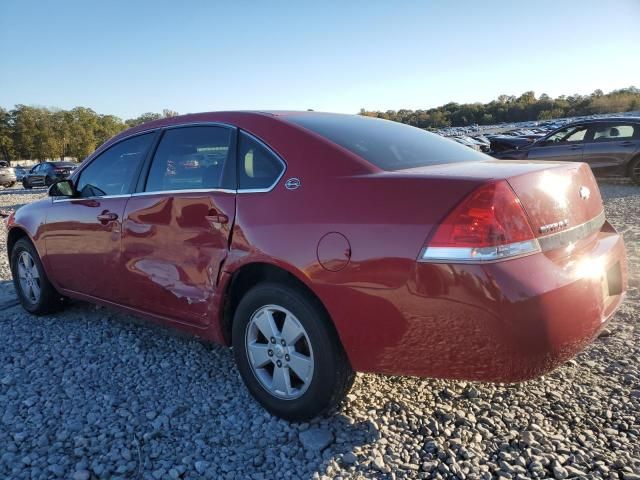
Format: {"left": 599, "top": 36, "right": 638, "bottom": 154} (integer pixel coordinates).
{"left": 0, "top": 106, "right": 179, "bottom": 162}
{"left": 2, "top": 87, "right": 639, "bottom": 162}
{"left": 359, "top": 87, "right": 640, "bottom": 129}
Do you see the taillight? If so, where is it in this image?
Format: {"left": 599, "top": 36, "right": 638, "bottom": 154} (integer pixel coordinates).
{"left": 419, "top": 180, "right": 540, "bottom": 262}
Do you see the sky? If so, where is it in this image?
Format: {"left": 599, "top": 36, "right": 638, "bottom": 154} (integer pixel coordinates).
{"left": 1, "top": 0, "right": 639, "bottom": 119}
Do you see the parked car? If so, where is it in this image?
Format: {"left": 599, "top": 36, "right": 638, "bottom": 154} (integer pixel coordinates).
{"left": 13, "top": 165, "right": 27, "bottom": 181}
{"left": 489, "top": 135, "right": 534, "bottom": 154}
{"left": 22, "top": 161, "right": 78, "bottom": 189}
{"left": 6, "top": 112, "right": 628, "bottom": 420}
{"left": 0, "top": 161, "right": 17, "bottom": 187}
{"left": 493, "top": 118, "right": 640, "bottom": 183}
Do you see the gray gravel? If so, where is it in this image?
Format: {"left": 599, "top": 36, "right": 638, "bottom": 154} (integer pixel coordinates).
{"left": 0, "top": 181, "right": 639, "bottom": 479}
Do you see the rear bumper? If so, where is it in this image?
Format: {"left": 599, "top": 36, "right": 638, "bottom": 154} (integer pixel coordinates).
{"left": 338, "top": 222, "right": 627, "bottom": 382}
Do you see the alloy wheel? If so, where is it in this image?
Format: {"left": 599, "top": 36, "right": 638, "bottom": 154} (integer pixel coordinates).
{"left": 245, "top": 304, "right": 314, "bottom": 400}
{"left": 17, "top": 251, "right": 41, "bottom": 304}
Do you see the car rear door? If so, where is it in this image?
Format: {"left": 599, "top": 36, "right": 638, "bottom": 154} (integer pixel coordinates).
{"left": 120, "top": 125, "right": 236, "bottom": 327}
{"left": 44, "top": 132, "right": 157, "bottom": 299}
{"left": 581, "top": 122, "right": 639, "bottom": 172}
{"left": 527, "top": 125, "right": 588, "bottom": 163}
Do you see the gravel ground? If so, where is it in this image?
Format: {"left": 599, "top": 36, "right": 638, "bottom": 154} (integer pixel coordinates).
{"left": 0, "top": 181, "right": 638, "bottom": 480}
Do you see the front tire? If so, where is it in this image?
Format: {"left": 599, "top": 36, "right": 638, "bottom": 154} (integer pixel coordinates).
{"left": 22, "top": 179, "right": 32, "bottom": 189}
{"left": 11, "top": 238, "right": 63, "bottom": 315}
{"left": 629, "top": 157, "right": 640, "bottom": 185}
{"left": 232, "top": 283, "right": 355, "bottom": 421}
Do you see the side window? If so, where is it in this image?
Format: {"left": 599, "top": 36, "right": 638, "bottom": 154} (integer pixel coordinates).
{"left": 546, "top": 126, "right": 587, "bottom": 144}
{"left": 145, "top": 126, "right": 233, "bottom": 192}
{"left": 593, "top": 124, "right": 635, "bottom": 142}
{"left": 76, "top": 133, "right": 154, "bottom": 197}
{"left": 238, "top": 131, "right": 284, "bottom": 190}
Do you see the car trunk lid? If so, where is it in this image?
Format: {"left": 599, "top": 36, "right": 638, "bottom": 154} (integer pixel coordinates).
{"left": 402, "top": 160, "right": 603, "bottom": 236}
{"left": 505, "top": 162, "right": 603, "bottom": 238}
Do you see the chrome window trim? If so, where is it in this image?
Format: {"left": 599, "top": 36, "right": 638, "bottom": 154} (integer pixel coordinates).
{"left": 71, "top": 122, "right": 236, "bottom": 182}
{"left": 236, "top": 130, "right": 287, "bottom": 194}
{"left": 132, "top": 188, "right": 236, "bottom": 197}
{"left": 70, "top": 121, "right": 287, "bottom": 196}
{"left": 52, "top": 193, "right": 132, "bottom": 203}
{"left": 52, "top": 188, "right": 237, "bottom": 202}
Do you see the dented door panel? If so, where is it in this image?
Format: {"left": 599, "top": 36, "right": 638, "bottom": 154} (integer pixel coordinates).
{"left": 120, "top": 191, "right": 235, "bottom": 326}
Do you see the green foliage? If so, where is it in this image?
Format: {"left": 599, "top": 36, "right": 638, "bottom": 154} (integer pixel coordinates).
{"left": 0, "top": 106, "right": 179, "bottom": 161}
{"left": 359, "top": 87, "right": 640, "bottom": 129}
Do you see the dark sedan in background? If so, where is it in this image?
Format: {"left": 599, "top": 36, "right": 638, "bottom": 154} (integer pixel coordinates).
{"left": 22, "top": 161, "right": 78, "bottom": 189}
{"left": 493, "top": 117, "right": 640, "bottom": 183}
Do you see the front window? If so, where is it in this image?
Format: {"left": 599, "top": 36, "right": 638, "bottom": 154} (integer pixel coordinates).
{"left": 545, "top": 125, "right": 588, "bottom": 144}
{"left": 76, "top": 133, "right": 154, "bottom": 197}
{"left": 284, "top": 113, "right": 487, "bottom": 171}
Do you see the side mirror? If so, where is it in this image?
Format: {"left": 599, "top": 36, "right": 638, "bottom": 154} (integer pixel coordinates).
{"left": 49, "top": 179, "right": 76, "bottom": 197}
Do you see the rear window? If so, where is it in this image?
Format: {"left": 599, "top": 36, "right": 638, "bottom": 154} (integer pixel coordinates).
{"left": 285, "top": 113, "right": 487, "bottom": 171}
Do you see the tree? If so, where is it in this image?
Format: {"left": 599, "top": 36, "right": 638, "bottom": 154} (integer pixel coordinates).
{"left": 125, "top": 112, "right": 163, "bottom": 128}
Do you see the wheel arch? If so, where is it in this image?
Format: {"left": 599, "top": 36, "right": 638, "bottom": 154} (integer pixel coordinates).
{"left": 220, "top": 261, "right": 337, "bottom": 347}
{"left": 626, "top": 153, "right": 640, "bottom": 177}
{"left": 6, "top": 226, "right": 31, "bottom": 267}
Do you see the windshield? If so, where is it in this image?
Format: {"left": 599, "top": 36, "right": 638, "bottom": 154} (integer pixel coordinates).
{"left": 284, "top": 113, "right": 487, "bottom": 171}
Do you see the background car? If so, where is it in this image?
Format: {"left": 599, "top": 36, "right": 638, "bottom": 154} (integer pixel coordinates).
{"left": 0, "top": 161, "right": 17, "bottom": 187}
{"left": 13, "top": 165, "right": 27, "bottom": 181}
{"left": 492, "top": 117, "right": 640, "bottom": 183}
{"left": 21, "top": 161, "right": 78, "bottom": 189}
{"left": 7, "top": 112, "right": 628, "bottom": 420}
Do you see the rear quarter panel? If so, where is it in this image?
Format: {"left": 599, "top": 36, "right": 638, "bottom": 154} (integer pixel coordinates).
{"left": 222, "top": 117, "right": 486, "bottom": 368}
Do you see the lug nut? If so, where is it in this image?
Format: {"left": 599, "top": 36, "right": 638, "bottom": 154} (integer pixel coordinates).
{"left": 285, "top": 354, "right": 290, "bottom": 361}
{"left": 276, "top": 360, "right": 282, "bottom": 367}
{"left": 280, "top": 339, "right": 286, "bottom": 346}
{"left": 268, "top": 350, "right": 273, "bottom": 357}
{"left": 270, "top": 337, "right": 276, "bottom": 344}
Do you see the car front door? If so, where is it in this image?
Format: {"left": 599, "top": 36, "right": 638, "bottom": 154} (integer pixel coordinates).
{"left": 527, "top": 125, "right": 588, "bottom": 162}
{"left": 120, "top": 125, "right": 236, "bottom": 327}
{"left": 581, "top": 123, "right": 639, "bottom": 172}
{"left": 43, "top": 132, "right": 157, "bottom": 299}
{"left": 28, "top": 164, "right": 45, "bottom": 186}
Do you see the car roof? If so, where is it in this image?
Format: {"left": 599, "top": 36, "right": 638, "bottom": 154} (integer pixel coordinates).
{"left": 568, "top": 116, "right": 640, "bottom": 124}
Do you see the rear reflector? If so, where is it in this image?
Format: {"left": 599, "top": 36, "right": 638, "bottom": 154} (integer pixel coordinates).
{"left": 419, "top": 180, "right": 540, "bottom": 263}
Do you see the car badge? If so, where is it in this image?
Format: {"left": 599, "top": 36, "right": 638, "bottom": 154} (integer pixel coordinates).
{"left": 285, "top": 178, "right": 301, "bottom": 190}
{"left": 579, "top": 186, "right": 590, "bottom": 200}
{"left": 539, "top": 219, "right": 569, "bottom": 234}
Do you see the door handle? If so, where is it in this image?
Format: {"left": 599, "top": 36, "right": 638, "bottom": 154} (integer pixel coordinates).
{"left": 621, "top": 141, "right": 634, "bottom": 147}
{"left": 97, "top": 211, "right": 118, "bottom": 224}
{"left": 568, "top": 145, "right": 582, "bottom": 150}
{"left": 205, "top": 209, "right": 228, "bottom": 225}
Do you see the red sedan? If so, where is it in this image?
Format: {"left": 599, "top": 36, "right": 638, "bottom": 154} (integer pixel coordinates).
{"left": 6, "top": 112, "right": 628, "bottom": 420}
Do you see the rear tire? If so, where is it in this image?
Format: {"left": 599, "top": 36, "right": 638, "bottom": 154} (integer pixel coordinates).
{"left": 232, "top": 283, "right": 355, "bottom": 421}
{"left": 629, "top": 157, "right": 640, "bottom": 185}
{"left": 10, "top": 238, "right": 63, "bottom": 315}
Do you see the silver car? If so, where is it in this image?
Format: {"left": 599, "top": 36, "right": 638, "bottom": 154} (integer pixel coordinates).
{"left": 0, "top": 162, "right": 17, "bottom": 187}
